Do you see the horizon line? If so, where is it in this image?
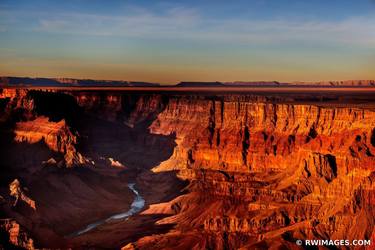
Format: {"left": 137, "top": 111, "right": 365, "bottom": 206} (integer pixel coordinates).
{"left": 1, "top": 75, "right": 375, "bottom": 86}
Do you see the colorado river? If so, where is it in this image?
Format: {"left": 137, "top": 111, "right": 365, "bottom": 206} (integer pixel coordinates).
{"left": 69, "top": 183, "right": 145, "bottom": 237}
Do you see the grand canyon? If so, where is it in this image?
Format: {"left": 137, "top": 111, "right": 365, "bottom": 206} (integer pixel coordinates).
{"left": 2, "top": 0, "right": 375, "bottom": 248}
{"left": 0, "top": 78, "right": 374, "bottom": 249}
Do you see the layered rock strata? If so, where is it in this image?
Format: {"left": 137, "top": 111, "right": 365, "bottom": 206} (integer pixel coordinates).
{"left": 14, "top": 116, "right": 86, "bottom": 166}
{"left": 136, "top": 97, "right": 375, "bottom": 249}
{"left": 1, "top": 89, "right": 374, "bottom": 249}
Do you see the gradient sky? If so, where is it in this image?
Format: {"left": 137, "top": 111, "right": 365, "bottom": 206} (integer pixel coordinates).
{"left": 0, "top": 0, "right": 374, "bottom": 83}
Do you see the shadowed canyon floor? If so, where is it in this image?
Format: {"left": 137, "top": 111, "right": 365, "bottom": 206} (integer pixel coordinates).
{"left": 0, "top": 87, "right": 374, "bottom": 249}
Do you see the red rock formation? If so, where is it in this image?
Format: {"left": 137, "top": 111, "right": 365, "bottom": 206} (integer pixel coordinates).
{"left": 9, "top": 179, "right": 36, "bottom": 210}
{"left": 0, "top": 89, "right": 34, "bottom": 121}
{"left": 132, "top": 97, "right": 375, "bottom": 249}
{"left": 14, "top": 116, "right": 86, "bottom": 166}
{"left": 0, "top": 219, "right": 35, "bottom": 249}
{"left": 150, "top": 99, "right": 375, "bottom": 173}
{"left": 1, "top": 89, "right": 374, "bottom": 249}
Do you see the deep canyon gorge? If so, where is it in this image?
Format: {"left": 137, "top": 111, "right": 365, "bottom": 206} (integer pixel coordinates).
{"left": 0, "top": 87, "right": 374, "bottom": 249}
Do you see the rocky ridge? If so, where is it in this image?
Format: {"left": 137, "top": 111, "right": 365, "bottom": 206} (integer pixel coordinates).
{"left": 14, "top": 117, "right": 86, "bottom": 166}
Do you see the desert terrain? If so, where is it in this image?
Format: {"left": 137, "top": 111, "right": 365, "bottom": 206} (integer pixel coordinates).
{"left": 0, "top": 81, "right": 374, "bottom": 249}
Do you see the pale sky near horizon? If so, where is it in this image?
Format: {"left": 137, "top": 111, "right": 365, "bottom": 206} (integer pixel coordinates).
{"left": 0, "top": 0, "right": 374, "bottom": 84}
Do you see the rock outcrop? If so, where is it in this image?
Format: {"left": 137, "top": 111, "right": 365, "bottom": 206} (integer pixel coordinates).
{"left": 0, "top": 219, "right": 35, "bottom": 249}
{"left": 9, "top": 179, "right": 36, "bottom": 210}
{"left": 14, "top": 116, "right": 86, "bottom": 166}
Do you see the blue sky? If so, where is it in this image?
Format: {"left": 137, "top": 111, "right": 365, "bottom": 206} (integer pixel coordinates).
{"left": 0, "top": 0, "right": 374, "bottom": 83}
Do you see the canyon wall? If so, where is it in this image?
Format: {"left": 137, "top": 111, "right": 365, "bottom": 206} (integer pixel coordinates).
{"left": 141, "top": 96, "right": 375, "bottom": 249}
{"left": 0, "top": 89, "right": 374, "bottom": 249}
{"left": 0, "top": 89, "right": 137, "bottom": 248}
{"left": 150, "top": 98, "right": 375, "bottom": 174}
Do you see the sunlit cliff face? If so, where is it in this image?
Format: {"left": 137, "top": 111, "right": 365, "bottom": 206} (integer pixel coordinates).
{"left": 0, "top": 88, "right": 374, "bottom": 249}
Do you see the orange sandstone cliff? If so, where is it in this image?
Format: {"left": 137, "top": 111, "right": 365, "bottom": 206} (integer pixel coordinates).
{"left": 14, "top": 117, "right": 86, "bottom": 166}
{"left": 136, "top": 96, "right": 375, "bottom": 249}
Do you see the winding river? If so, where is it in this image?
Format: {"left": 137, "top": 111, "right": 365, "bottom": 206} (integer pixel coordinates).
{"left": 69, "top": 183, "right": 145, "bottom": 237}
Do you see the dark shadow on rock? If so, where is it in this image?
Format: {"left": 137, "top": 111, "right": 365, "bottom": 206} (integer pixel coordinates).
{"left": 0, "top": 90, "right": 184, "bottom": 249}
{"left": 69, "top": 214, "right": 175, "bottom": 250}
{"left": 28, "top": 91, "right": 83, "bottom": 127}
{"left": 0, "top": 228, "right": 25, "bottom": 250}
